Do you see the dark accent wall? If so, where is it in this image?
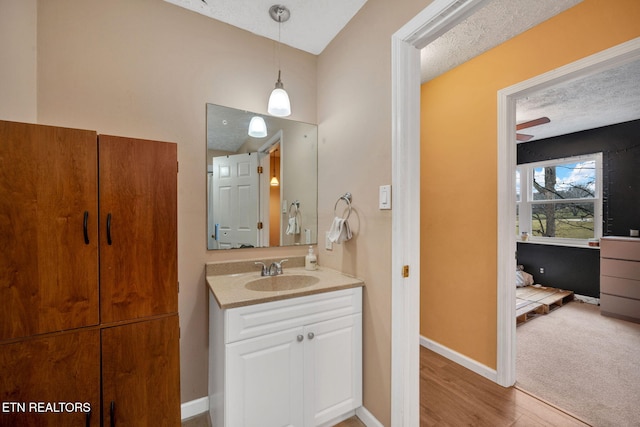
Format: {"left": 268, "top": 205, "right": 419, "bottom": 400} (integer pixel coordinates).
{"left": 516, "top": 119, "right": 640, "bottom": 297}
{"left": 516, "top": 243, "right": 600, "bottom": 297}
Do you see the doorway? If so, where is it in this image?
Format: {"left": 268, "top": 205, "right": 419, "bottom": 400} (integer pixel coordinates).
{"left": 497, "top": 37, "right": 640, "bottom": 385}
{"left": 392, "top": 2, "right": 640, "bottom": 423}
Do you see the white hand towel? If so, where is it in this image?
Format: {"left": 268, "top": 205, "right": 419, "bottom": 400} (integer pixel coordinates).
{"left": 328, "top": 216, "right": 352, "bottom": 243}
{"left": 328, "top": 217, "right": 343, "bottom": 242}
{"left": 286, "top": 217, "right": 300, "bottom": 235}
{"left": 339, "top": 220, "right": 352, "bottom": 243}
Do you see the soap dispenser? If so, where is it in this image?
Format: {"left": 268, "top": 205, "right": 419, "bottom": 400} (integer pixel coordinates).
{"left": 305, "top": 246, "right": 317, "bottom": 271}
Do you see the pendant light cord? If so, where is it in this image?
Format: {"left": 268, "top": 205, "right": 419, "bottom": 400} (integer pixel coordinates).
{"left": 276, "top": 14, "right": 282, "bottom": 74}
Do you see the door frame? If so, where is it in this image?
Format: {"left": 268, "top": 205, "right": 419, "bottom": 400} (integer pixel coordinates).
{"left": 392, "top": 0, "right": 640, "bottom": 420}
{"left": 496, "top": 36, "right": 640, "bottom": 386}
{"left": 391, "top": 1, "right": 491, "bottom": 424}
{"left": 258, "top": 132, "right": 283, "bottom": 247}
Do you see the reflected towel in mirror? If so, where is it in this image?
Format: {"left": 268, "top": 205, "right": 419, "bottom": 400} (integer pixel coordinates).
{"left": 328, "top": 216, "right": 352, "bottom": 243}
{"left": 286, "top": 217, "right": 300, "bottom": 235}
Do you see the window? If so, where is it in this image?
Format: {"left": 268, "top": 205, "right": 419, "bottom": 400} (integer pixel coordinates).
{"left": 517, "top": 153, "right": 602, "bottom": 245}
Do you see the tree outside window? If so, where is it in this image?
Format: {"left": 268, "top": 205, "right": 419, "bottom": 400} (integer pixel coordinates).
{"left": 517, "top": 153, "right": 602, "bottom": 244}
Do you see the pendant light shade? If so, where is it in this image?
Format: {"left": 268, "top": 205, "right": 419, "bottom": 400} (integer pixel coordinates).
{"left": 268, "top": 5, "right": 292, "bottom": 117}
{"left": 268, "top": 71, "right": 291, "bottom": 117}
{"left": 248, "top": 116, "right": 268, "bottom": 138}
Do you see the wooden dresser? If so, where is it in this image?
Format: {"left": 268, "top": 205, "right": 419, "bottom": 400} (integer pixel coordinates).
{"left": 600, "top": 236, "right": 640, "bottom": 323}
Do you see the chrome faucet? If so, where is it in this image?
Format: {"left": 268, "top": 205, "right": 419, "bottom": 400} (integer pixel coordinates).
{"left": 255, "top": 259, "right": 288, "bottom": 276}
{"left": 269, "top": 259, "right": 288, "bottom": 276}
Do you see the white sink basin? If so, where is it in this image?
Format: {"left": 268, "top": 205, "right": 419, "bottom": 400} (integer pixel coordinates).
{"left": 245, "top": 274, "right": 320, "bottom": 292}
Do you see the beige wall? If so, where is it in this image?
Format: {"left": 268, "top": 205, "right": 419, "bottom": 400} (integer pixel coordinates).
{"left": 0, "top": 0, "right": 37, "bottom": 122}
{"left": 32, "top": 0, "right": 317, "bottom": 404}
{"left": 0, "top": 0, "right": 436, "bottom": 423}
{"left": 318, "top": 0, "right": 432, "bottom": 423}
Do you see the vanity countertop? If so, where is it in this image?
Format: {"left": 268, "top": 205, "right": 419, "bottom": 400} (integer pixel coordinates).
{"left": 206, "top": 261, "right": 364, "bottom": 309}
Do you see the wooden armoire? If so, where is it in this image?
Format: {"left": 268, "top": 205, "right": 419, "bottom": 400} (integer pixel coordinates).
{"left": 0, "top": 120, "right": 180, "bottom": 426}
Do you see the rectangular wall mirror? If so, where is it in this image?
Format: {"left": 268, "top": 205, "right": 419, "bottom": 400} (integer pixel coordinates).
{"left": 206, "top": 103, "right": 318, "bottom": 250}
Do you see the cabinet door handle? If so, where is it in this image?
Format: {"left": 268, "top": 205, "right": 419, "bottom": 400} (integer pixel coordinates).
{"left": 83, "top": 211, "right": 90, "bottom": 244}
{"left": 297, "top": 334, "right": 304, "bottom": 342}
{"left": 307, "top": 332, "right": 315, "bottom": 340}
{"left": 110, "top": 401, "right": 115, "bottom": 427}
{"left": 106, "top": 213, "right": 113, "bottom": 245}
{"left": 85, "top": 409, "right": 91, "bottom": 427}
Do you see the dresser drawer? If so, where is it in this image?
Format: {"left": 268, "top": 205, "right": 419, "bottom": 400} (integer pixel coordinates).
{"left": 601, "top": 276, "right": 640, "bottom": 299}
{"left": 225, "top": 287, "right": 362, "bottom": 343}
{"left": 600, "top": 238, "right": 640, "bottom": 261}
{"left": 600, "top": 258, "right": 640, "bottom": 280}
{"left": 600, "top": 293, "right": 640, "bottom": 322}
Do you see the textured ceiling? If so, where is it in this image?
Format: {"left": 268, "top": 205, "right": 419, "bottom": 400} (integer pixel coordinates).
{"left": 515, "top": 58, "right": 640, "bottom": 142}
{"left": 167, "top": 0, "right": 639, "bottom": 142}
{"left": 420, "top": 0, "right": 583, "bottom": 83}
{"left": 419, "top": 0, "right": 640, "bottom": 141}
{"left": 163, "top": 0, "right": 367, "bottom": 55}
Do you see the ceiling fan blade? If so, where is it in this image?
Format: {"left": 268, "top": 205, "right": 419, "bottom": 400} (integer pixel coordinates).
{"left": 516, "top": 116, "right": 550, "bottom": 131}
{"left": 516, "top": 133, "right": 534, "bottom": 142}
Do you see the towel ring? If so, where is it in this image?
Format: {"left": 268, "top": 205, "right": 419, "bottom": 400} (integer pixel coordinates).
{"left": 334, "top": 193, "right": 352, "bottom": 220}
{"left": 288, "top": 201, "right": 300, "bottom": 217}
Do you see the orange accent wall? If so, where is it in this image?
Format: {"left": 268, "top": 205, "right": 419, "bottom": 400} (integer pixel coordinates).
{"left": 420, "top": 0, "right": 640, "bottom": 369}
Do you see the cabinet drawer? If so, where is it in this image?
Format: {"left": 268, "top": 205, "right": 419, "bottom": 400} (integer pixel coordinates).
{"left": 600, "top": 238, "right": 640, "bottom": 261}
{"left": 601, "top": 276, "right": 640, "bottom": 299}
{"left": 600, "top": 259, "right": 640, "bottom": 280}
{"left": 225, "top": 287, "right": 362, "bottom": 343}
{"left": 600, "top": 293, "right": 640, "bottom": 322}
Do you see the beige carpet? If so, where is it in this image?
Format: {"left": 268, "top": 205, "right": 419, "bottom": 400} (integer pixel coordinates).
{"left": 516, "top": 301, "right": 640, "bottom": 427}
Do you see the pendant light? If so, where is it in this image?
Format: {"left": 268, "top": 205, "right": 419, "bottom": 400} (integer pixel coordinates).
{"left": 270, "top": 149, "right": 279, "bottom": 187}
{"left": 267, "top": 5, "right": 291, "bottom": 117}
{"left": 248, "top": 116, "right": 267, "bottom": 138}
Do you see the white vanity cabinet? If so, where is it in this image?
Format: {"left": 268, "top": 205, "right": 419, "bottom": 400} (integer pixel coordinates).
{"left": 209, "top": 287, "right": 363, "bottom": 427}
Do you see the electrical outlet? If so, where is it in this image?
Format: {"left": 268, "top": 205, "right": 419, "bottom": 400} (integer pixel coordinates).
{"left": 539, "top": 267, "right": 545, "bottom": 274}
{"left": 325, "top": 231, "right": 333, "bottom": 251}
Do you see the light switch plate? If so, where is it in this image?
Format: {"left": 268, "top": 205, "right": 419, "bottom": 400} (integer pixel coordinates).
{"left": 379, "top": 185, "right": 391, "bottom": 209}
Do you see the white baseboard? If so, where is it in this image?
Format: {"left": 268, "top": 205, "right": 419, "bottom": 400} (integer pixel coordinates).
{"left": 356, "top": 406, "right": 384, "bottom": 427}
{"left": 180, "top": 398, "right": 378, "bottom": 426}
{"left": 181, "top": 396, "right": 209, "bottom": 421}
{"left": 420, "top": 335, "right": 498, "bottom": 383}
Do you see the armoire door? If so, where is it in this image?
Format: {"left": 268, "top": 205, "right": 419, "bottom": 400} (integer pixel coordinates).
{"left": 0, "top": 120, "right": 99, "bottom": 340}
{"left": 98, "top": 135, "right": 178, "bottom": 323}
{"left": 0, "top": 328, "right": 101, "bottom": 426}
{"left": 101, "top": 315, "right": 181, "bottom": 426}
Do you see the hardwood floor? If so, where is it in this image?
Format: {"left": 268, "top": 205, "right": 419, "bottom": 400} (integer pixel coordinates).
{"left": 334, "top": 416, "right": 366, "bottom": 427}
{"left": 420, "top": 347, "right": 589, "bottom": 426}
{"left": 184, "top": 346, "right": 589, "bottom": 427}
{"left": 181, "top": 413, "right": 210, "bottom": 427}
